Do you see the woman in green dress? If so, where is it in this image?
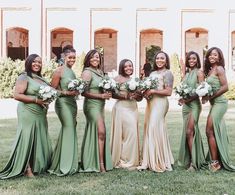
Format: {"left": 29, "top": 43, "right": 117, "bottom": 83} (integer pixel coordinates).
{"left": 202, "top": 47, "right": 235, "bottom": 172}
{"left": 48, "top": 48, "right": 79, "bottom": 176}
{"left": 80, "top": 49, "right": 113, "bottom": 172}
{"left": 0, "top": 54, "right": 52, "bottom": 179}
{"left": 178, "top": 51, "right": 206, "bottom": 170}
{"left": 110, "top": 59, "right": 142, "bottom": 169}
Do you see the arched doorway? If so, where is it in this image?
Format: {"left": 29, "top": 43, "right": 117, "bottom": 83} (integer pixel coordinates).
{"left": 139, "top": 29, "right": 163, "bottom": 74}
{"left": 185, "top": 28, "right": 208, "bottom": 65}
{"left": 94, "top": 28, "right": 117, "bottom": 73}
{"left": 51, "top": 28, "right": 73, "bottom": 61}
{"left": 6, "top": 27, "right": 28, "bottom": 60}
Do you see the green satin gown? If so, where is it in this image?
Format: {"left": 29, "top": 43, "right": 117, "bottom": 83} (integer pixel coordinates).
{"left": 206, "top": 75, "right": 235, "bottom": 171}
{"left": 0, "top": 73, "right": 52, "bottom": 179}
{"left": 80, "top": 67, "right": 113, "bottom": 172}
{"left": 48, "top": 65, "right": 79, "bottom": 176}
{"left": 178, "top": 69, "right": 206, "bottom": 169}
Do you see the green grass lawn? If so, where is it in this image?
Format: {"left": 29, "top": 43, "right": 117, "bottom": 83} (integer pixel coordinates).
{"left": 0, "top": 105, "right": 235, "bottom": 194}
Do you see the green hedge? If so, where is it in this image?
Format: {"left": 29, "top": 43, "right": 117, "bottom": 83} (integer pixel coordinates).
{"left": 0, "top": 58, "right": 24, "bottom": 98}
{"left": 225, "top": 83, "right": 235, "bottom": 100}
{"left": 0, "top": 54, "right": 85, "bottom": 98}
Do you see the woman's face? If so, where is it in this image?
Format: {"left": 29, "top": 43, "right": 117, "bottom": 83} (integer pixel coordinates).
{"left": 208, "top": 49, "right": 219, "bottom": 64}
{"left": 123, "top": 61, "right": 133, "bottom": 76}
{"left": 188, "top": 54, "right": 198, "bottom": 68}
{"left": 155, "top": 53, "right": 167, "bottom": 69}
{"left": 31, "top": 56, "right": 42, "bottom": 73}
{"left": 90, "top": 52, "right": 100, "bottom": 68}
{"left": 65, "top": 52, "right": 76, "bottom": 67}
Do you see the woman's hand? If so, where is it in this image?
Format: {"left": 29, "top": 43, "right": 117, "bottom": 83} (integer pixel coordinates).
{"left": 143, "top": 89, "right": 153, "bottom": 100}
{"left": 63, "top": 90, "right": 79, "bottom": 96}
{"left": 101, "top": 92, "right": 112, "bottom": 100}
{"left": 178, "top": 98, "right": 185, "bottom": 106}
{"left": 201, "top": 95, "right": 210, "bottom": 104}
{"left": 35, "top": 98, "right": 50, "bottom": 109}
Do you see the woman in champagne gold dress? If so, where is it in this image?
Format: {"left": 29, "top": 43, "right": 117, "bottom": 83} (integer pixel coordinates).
{"left": 137, "top": 51, "right": 174, "bottom": 172}
{"left": 110, "top": 59, "right": 142, "bottom": 169}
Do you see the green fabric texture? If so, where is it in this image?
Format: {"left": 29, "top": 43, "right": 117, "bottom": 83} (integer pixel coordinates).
{"left": 48, "top": 65, "right": 79, "bottom": 176}
{"left": 206, "top": 75, "right": 235, "bottom": 171}
{"left": 80, "top": 67, "right": 113, "bottom": 172}
{"left": 178, "top": 69, "right": 206, "bottom": 169}
{"left": 0, "top": 73, "right": 52, "bottom": 179}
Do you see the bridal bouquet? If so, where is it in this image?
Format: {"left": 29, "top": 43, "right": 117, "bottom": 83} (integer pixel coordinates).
{"left": 98, "top": 76, "right": 117, "bottom": 92}
{"left": 174, "top": 82, "right": 195, "bottom": 99}
{"left": 38, "top": 85, "right": 58, "bottom": 103}
{"left": 68, "top": 78, "right": 87, "bottom": 93}
{"left": 125, "top": 77, "right": 141, "bottom": 92}
{"left": 139, "top": 76, "right": 159, "bottom": 91}
{"left": 195, "top": 81, "right": 213, "bottom": 97}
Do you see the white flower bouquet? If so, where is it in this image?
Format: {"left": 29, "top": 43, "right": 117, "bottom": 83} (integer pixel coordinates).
{"left": 174, "top": 82, "right": 195, "bottom": 99}
{"left": 68, "top": 78, "right": 87, "bottom": 93}
{"left": 195, "top": 81, "right": 213, "bottom": 97}
{"left": 38, "top": 85, "right": 58, "bottom": 103}
{"left": 125, "top": 77, "right": 140, "bottom": 92}
{"left": 98, "top": 76, "right": 117, "bottom": 92}
{"left": 139, "top": 76, "right": 159, "bottom": 91}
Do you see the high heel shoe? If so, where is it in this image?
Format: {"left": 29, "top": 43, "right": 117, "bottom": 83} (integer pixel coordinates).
{"left": 209, "top": 160, "right": 221, "bottom": 172}
{"left": 100, "top": 162, "right": 106, "bottom": 173}
{"left": 24, "top": 167, "right": 34, "bottom": 178}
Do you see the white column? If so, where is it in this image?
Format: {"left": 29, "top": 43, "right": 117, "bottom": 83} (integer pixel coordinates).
{"left": 118, "top": 7, "right": 138, "bottom": 76}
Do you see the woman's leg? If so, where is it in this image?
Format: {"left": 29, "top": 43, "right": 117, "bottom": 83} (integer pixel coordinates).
{"left": 97, "top": 117, "right": 106, "bottom": 172}
{"left": 206, "top": 115, "right": 221, "bottom": 171}
{"left": 186, "top": 113, "right": 195, "bottom": 162}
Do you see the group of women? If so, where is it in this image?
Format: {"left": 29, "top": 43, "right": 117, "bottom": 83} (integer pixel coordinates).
{"left": 0, "top": 46, "right": 234, "bottom": 179}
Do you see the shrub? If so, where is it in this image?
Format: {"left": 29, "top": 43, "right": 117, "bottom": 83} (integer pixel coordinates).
{"left": 170, "top": 53, "right": 183, "bottom": 87}
{"left": 225, "top": 83, "right": 235, "bottom": 100}
{"left": 0, "top": 58, "right": 24, "bottom": 98}
{"left": 0, "top": 53, "right": 86, "bottom": 98}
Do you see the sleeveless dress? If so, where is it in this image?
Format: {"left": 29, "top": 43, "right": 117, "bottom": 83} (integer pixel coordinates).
{"left": 80, "top": 67, "right": 113, "bottom": 172}
{"left": 110, "top": 82, "right": 140, "bottom": 169}
{"left": 48, "top": 65, "right": 79, "bottom": 176}
{"left": 178, "top": 69, "right": 206, "bottom": 169}
{"left": 138, "top": 70, "right": 174, "bottom": 172}
{"left": 206, "top": 75, "right": 235, "bottom": 171}
{"left": 0, "top": 73, "right": 52, "bottom": 179}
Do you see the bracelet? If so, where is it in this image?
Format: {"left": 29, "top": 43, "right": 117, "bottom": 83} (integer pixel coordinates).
{"left": 35, "top": 97, "right": 38, "bottom": 104}
{"left": 63, "top": 91, "right": 68, "bottom": 96}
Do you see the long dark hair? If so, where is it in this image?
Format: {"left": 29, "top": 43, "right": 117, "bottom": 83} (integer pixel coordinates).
{"left": 118, "top": 59, "right": 133, "bottom": 77}
{"left": 153, "top": 51, "right": 170, "bottom": 70}
{"left": 25, "top": 54, "right": 42, "bottom": 78}
{"left": 204, "top": 47, "right": 225, "bottom": 76}
{"left": 185, "top": 51, "right": 201, "bottom": 72}
{"left": 83, "top": 49, "right": 102, "bottom": 70}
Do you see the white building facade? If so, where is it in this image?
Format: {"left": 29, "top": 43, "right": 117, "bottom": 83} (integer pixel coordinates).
{"left": 0, "top": 0, "right": 235, "bottom": 79}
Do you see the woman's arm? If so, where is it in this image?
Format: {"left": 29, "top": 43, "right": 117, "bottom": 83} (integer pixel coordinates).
{"left": 51, "top": 67, "right": 78, "bottom": 96}
{"left": 144, "top": 71, "right": 174, "bottom": 98}
{"left": 209, "top": 66, "right": 228, "bottom": 100}
{"left": 81, "top": 70, "right": 111, "bottom": 100}
{"left": 14, "top": 74, "right": 47, "bottom": 106}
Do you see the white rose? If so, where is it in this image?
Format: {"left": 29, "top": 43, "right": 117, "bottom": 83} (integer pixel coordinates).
{"left": 104, "top": 83, "right": 111, "bottom": 89}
